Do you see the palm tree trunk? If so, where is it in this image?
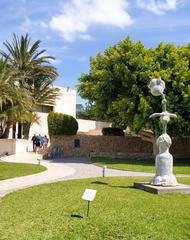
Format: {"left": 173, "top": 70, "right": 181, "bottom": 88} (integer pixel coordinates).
{"left": 23, "top": 122, "right": 31, "bottom": 139}
{"left": 1, "top": 123, "right": 11, "bottom": 139}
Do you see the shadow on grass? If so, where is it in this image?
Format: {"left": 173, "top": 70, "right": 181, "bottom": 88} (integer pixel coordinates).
{"left": 109, "top": 185, "right": 134, "bottom": 189}
{"left": 109, "top": 185, "right": 128, "bottom": 188}
{"left": 91, "top": 181, "right": 108, "bottom": 185}
{"left": 71, "top": 214, "right": 83, "bottom": 218}
{"left": 91, "top": 180, "right": 134, "bottom": 189}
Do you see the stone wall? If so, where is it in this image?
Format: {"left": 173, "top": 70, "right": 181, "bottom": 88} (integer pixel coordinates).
{"left": 171, "top": 138, "right": 190, "bottom": 158}
{"left": 49, "top": 135, "right": 153, "bottom": 158}
{"left": 48, "top": 135, "right": 190, "bottom": 159}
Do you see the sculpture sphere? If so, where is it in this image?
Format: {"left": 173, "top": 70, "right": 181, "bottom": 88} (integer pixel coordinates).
{"left": 148, "top": 78, "right": 165, "bottom": 96}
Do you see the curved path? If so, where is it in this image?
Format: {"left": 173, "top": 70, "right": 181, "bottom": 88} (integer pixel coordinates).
{"left": 0, "top": 153, "right": 75, "bottom": 197}
{"left": 1, "top": 152, "right": 188, "bottom": 197}
{"left": 52, "top": 157, "right": 154, "bottom": 181}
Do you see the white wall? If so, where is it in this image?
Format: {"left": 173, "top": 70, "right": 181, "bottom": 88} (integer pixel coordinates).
{"left": 0, "top": 139, "right": 16, "bottom": 156}
{"left": 15, "top": 139, "right": 29, "bottom": 153}
{"left": 29, "top": 86, "right": 76, "bottom": 139}
{"left": 77, "top": 119, "right": 111, "bottom": 132}
{"left": 29, "top": 112, "right": 49, "bottom": 138}
{"left": 0, "top": 139, "right": 28, "bottom": 155}
{"left": 54, "top": 86, "right": 76, "bottom": 118}
{"left": 8, "top": 85, "right": 111, "bottom": 139}
{"left": 30, "top": 118, "right": 111, "bottom": 138}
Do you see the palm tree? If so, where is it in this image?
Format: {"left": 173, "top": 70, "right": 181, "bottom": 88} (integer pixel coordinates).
{"left": 0, "top": 60, "right": 13, "bottom": 109}
{"left": 0, "top": 60, "right": 34, "bottom": 138}
{"left": 0, "top": 34, "right": 59, "bottom": 138}
{"left": 0, "top": 60, "right": 13, "bottom": 137}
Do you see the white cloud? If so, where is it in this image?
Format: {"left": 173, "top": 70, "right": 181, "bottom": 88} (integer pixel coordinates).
{"left": 78, "top": 56, "right": 88, "bottom": 62}
{"left": 20, "top": 16, "right": 48, "bottom": 32}
{"left": 79, "top": 34, "right": 94, "bottom": 41}
{"left": 49, "top": 0, "right": 133, "bottom": 42}
{"left": 136, "top": 0, "right": 177, "bottom": 15}
{"left": 20, "top": 17, "right": 32, "bottom": 31}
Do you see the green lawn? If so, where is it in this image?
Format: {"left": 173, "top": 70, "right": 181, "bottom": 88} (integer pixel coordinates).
{"left": 0, "top": 177, "right": 190, "bottom": 240}
{"left": 0, "top": 162, "right": 47, "bottom": 180}
{"left": 91, "top": 157, "right": 190, "bottom": 174}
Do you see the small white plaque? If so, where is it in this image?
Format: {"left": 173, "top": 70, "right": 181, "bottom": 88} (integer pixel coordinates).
{"left": 82, "top": 189, "right": 97, "bottom": 201}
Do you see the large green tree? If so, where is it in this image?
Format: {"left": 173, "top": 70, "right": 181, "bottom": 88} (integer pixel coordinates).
{"left": 78, "top": 37, "right": 190, "bottom": 139}
{"left": 0, "top": 34, "right": 59, "bottom": 138}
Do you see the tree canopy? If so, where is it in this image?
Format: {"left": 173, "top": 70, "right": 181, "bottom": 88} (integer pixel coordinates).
{"left": 0, "top": 34, "right": 59, "bottom": 138}
{"left": 0, "top": 34, "right": 59, "bottom": 106}
{"left": 78, "top": 37, "right": 190, "bottom": 137}
{"left": 0, "top": 60, "right": 34, "bottom": 137}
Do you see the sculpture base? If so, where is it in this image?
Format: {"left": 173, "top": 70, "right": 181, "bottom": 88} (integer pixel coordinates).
{"left": 151, "top": 174, "right": 178, "bottom": 187}
{"left": 134, "top": 182, "right": 190, "bottom": 194}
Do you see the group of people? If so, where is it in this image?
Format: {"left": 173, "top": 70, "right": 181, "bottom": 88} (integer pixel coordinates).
{"left": 31, "top": 134, "right": 49, "bottom": 152}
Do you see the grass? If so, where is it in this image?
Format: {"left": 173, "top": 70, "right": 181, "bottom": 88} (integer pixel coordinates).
{"left": 0, "top": 176, "right": 190, "bottom": 240}
{"left": 91, "top": 157, "right": 190, "bottom": 174}
{"left": 0, "top": 162, "right": 47, "bottom": 180}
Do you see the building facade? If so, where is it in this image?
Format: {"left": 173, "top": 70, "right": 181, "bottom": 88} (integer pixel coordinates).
{"left": 9, "top": 85, "right": 110, "bottom": 140}
{"left": 29, "top": 86, "right": 76, "bottom": 138}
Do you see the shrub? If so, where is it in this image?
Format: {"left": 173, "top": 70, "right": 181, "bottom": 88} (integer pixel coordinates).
{"left": 48, "top": 112, "right": 78, "bottom": 136}
{"left": 102, "top": 127, "right": 124, "bottom": 136}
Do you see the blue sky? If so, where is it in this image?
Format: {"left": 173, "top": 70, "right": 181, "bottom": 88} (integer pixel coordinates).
{"left": 0, "top": 0, "right": 190, "bottom": 104}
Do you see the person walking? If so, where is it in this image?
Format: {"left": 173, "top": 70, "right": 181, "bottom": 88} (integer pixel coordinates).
{"left": 35, "top": 135, "right": 41, "bottom": 152}
{"left": 31, "top": 134, "right": 37, "bottom": 152}
{"left": 38, "top": 134, "right": 43, "bottom": 148}
{"left": 43, "top": 135, "right": 49, "bottom": 149}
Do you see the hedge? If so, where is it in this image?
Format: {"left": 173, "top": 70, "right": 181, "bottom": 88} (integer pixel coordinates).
{"left": 48, "top": 112, "right": 78, "bottom": 136}
{"left": 102, "top": 127, "right": 124, "bottom": 136}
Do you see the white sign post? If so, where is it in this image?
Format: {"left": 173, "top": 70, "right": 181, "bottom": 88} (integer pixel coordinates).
{"left": 82, "top": 189, "right": 97, "bottom": 217}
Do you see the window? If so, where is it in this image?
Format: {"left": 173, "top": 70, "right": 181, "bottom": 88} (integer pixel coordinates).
{"left": 36, "top": 105, "right": 53, "bottom": 113}
{"left": 74, "top": 139, "right": 80, "bottom": 148}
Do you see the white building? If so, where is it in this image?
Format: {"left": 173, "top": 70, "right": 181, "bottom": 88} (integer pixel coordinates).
{"left": 9, "top": 85, "right": 110, "bottom": 139}
{"left": 29, "top": 86, "right": 76, "bottom": 138}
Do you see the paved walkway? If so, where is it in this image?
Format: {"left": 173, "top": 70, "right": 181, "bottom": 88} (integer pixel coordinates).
{"left": 52, "top": 158, "right": 154, "bottom": 181}
{"left": 0, "top": 152, "right": 189, "bottom": 197}
{"left": 0, "top": 153, "right": 75, "bottom": 197}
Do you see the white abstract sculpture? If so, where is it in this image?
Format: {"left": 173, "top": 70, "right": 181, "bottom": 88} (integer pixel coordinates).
{"left": 149, "top": 77, "right": 178, "bottom": 186}
{"left": 148, "top": 77, "right": 165, "bottom": 96}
